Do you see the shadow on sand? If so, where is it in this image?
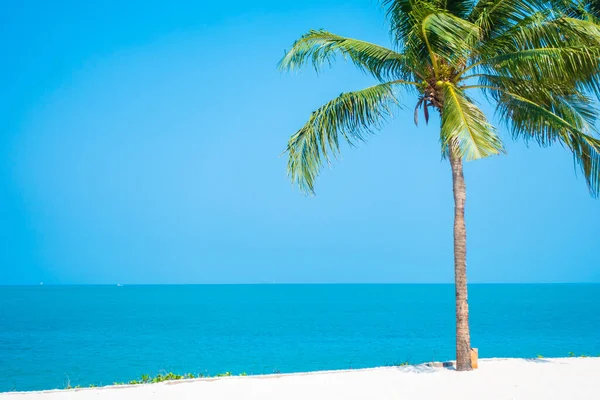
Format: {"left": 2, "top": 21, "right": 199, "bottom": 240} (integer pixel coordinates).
{"left": 524, "top": 358, "right": 552, "bottom": 364}
{"left": 394, "top": 362, "right": 456, "bottom": 374}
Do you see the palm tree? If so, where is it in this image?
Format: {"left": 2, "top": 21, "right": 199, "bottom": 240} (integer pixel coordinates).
{"left": 279, "top": 0, "right": 600, "bottom": 371}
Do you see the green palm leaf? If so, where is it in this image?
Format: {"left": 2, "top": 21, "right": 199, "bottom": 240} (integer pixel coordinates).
{"left": 495, "top": 88, "right": 600, "bottom": 194}
{"left": 441, "top": 83, "right": 504, "bottom": 160}
{"left": 278, "top": 30, "right": 418, "bottom": 81}
{"left": 286, "top": 82, "right": 403, "bottom": 193}
{"left": 469, "top": 0, "right": 543, "bottom": 38}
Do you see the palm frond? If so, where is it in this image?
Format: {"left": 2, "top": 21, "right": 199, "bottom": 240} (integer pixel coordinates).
{"left": 469, "top": 0, "right": 542, "bottom": 38}
{"left": 278, "top": 30, "right": 417, "bottom": 81}
{"left": 550, "top": 0, "right": 600, "bottom": 20}
{"left": 382, "top": 1, "right": 479, "bottom": 70}
{"left": 286, "top": 82, "right": 402, "bottom": 194}
{"left": 474, "top": 15, "right": 600, "bottom": 59}
{"left": 441, "top": 83, "right": 504, "bottom": 160}
{"left": 464, "top": 15, "right": 600, "bottom": 95}
{"left": 381, "top": 0, "right": 421, "bottom": 47}
{"left": 571, "top": 134, "right": 600, "bottom": 196}
{"left": 382, "top": 0, "right": 474, "bottom": 37}
{"left": 495, "top": 88, "right": 600, "bottom": 195}
{"left": 441, "top": 0, "right": 476, "bottom": 17}
{"left": 483, "top": 47, "right": 600, "bottom": 84}
{"left": 420, "top": 11, "right": 480, "bottom": 63}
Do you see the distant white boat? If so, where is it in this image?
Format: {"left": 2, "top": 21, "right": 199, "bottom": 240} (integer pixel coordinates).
{"left": 117, "top": 284, "right": 123, "bottom": 287}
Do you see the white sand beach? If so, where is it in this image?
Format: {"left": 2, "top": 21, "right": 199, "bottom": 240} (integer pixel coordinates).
{"left": 2, "top": 357, "right": 599, "bottom": 400}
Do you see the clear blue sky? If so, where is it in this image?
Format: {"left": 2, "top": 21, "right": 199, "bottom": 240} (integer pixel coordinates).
{"left": 1, "top": 0, "right": 599, "bottom": 284}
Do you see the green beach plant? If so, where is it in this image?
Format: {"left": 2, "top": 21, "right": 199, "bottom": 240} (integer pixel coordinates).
{"left": 72, "top": 370, "right": 249, "bottom": 389}
{"left": 279, "top": 0, "right": 600, "bottom": 371}
{"left": 384, "top": 360, "right": 412, "bottom": 367}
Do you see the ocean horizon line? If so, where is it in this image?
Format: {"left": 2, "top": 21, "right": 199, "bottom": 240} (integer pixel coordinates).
{"left": 2, "top": 282, "right": 599, "bottom": 287}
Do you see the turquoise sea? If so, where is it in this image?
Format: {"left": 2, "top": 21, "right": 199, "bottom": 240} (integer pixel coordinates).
{"left": 1, "top": 284, "right": 599, "bottom": 392}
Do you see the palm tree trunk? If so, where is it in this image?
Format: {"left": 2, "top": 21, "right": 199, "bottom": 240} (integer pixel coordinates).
{"left": 449, "top": 147, "right": 472, "bottom": 372}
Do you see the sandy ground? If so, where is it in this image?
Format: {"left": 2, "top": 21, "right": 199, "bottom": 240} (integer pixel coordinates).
{"left": 2, "top": 358, "right": 599, "bottom": 400}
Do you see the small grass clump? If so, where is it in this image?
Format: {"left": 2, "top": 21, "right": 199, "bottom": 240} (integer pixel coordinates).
{"left": 67, "top": 370, "right": 251, "bottom": 389}
{"left": 384, "top": 360, "right": 411, "bottom": 367}
{"left": 65, "top": 384, "right": 82, "bottom": 389}
{"left": 567, "top": 352, "right": 595, "bottom": 358}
